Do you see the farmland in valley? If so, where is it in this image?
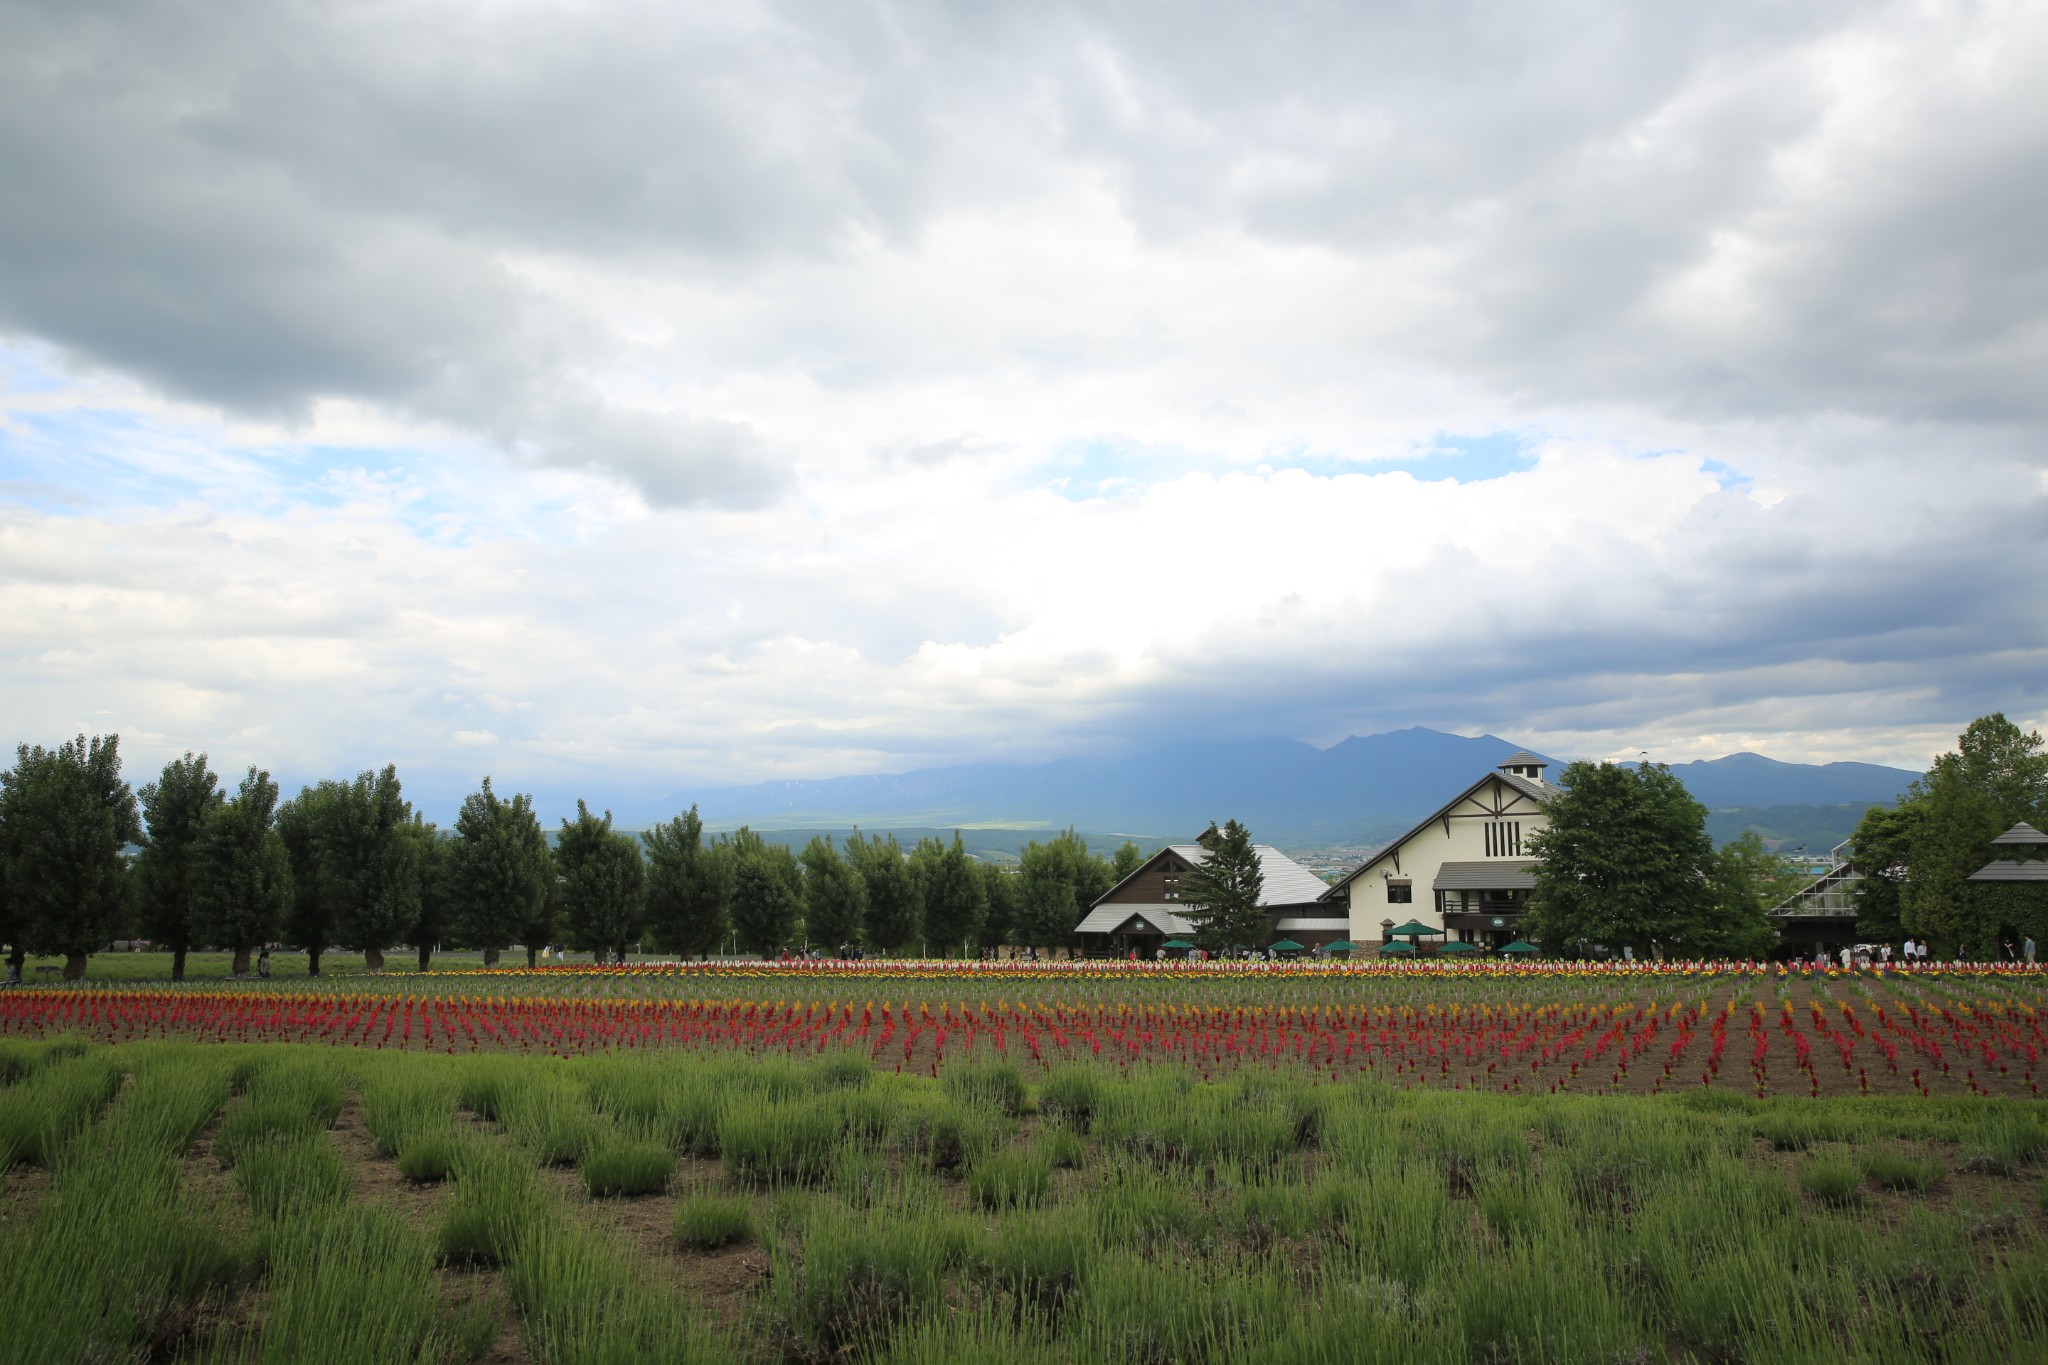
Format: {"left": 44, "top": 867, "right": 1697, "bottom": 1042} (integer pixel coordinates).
{"left": 3, "top": 963, "right": 2047, "bottom": 1362}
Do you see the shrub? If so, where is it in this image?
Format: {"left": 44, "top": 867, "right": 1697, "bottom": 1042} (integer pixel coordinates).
{"left": 944, "top": 1060, "right": 1028, "bottom": 1117}
{"left": 582, "top": 1139, "right": 676, "bottom": 1198}
{"left": 0, "top": 1052, "right": 122, "bottom": 1167}
{"left": 237, "top": 1132, "right": 353, "bottom": 1220}
{"left": 981, "top": 1213, "right": 1092, "bottom": 1313}
{"left": 675, "top": 1194, "right": 754, "bottom": 1251}
{"left": 720, "top": 1098, "right": 839, "bottom": 1185}
{"left": 968, "top": 1149, "right": 1051, "bottom": 1210}
{"left": 397, "top": 1132, "right": 464, "bottom": 1184}
{"left": 1040, "top": 1129, "right": 1086, "bottom": 1170}
{"left": 1038, "top": 1068, "right": 1104, "bottom": 1131}
{"left": 214, "top": 1097, "right": 320, "bottom": 1167}
{"left": 1862, "top": 1148, "right": 1943, "bottom": 1193}
{"left": 438, "top": 1146, "right": 545, "bottom": 1267}
{"left": 1799, "top": 1157, "right": 1865, "bottom": 1207}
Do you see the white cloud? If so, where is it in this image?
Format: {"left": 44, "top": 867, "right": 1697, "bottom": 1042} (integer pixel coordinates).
{"left": 0, "top": 0, "right": 2043, "bottom": 816}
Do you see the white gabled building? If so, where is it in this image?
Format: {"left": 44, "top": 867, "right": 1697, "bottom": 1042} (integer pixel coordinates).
{"left": 1320, "top": 751, "right": 1555, "bottom": 951}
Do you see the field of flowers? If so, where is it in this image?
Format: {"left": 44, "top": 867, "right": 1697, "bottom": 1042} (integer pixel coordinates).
{"left": 2, "top": 965, "right": 2045, "bottom": 1363}
{"left": 4, "top": 960, "right": 2044, "bottom": 1100}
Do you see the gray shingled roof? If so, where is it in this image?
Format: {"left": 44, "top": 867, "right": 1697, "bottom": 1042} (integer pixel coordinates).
{"left": 1968, "top": 860, "right": 2048, "bottom": 883}
{"left": 1433, "top": 859, "right": 1539, "bottom": 891}
{"left": 1148, "top": 845, "right": 1330, "bottom": 907}
{"left": 1073, "top": 904, "right": 1199, "bottom": 934}
{"left": 1991, "top": 822, "right": 2048, "bottom": 846}
{"left": 1499, "top": 750, "right": 1548, "bottom": 769}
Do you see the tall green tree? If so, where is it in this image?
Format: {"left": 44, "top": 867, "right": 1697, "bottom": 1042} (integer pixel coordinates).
{"left": 799, "top": 834, "right": 865, "bottom": 954}
{"left": 643, "top": 806, "right": 727, "bottom": 960}
{"left": 320, "top": 766, "right": 425, "bottom": 971}
{"left": 915, "top": 832, "right": 986, "bottom": 957}
{"left": 849, "top": 831, "right": 922, "bottom": 953}
{"left": 1522, "top": 761, "right": 1716, "bottom": 958}
{"left": 134, "top": 752, "right": 222, "bottom": 980}
{"left": 405, "top": 821, "right": 451, "bottom": 971}
{"left": 975, "top": 860, "right": 1016, "bottom": 953}
{"left": 1111, "top": 841, "right": 1145, "bottom": 881}
{"left": 1700, "top": 830, "right": 1802, "bottom": 958}
{"left": 1849, "top": 800, "right": 1918, "bottom": 944}
{"left": 558, "top": 802, "right": 646, "bottom": 963}
{"left": 276, "top": 784, "right": 343, "bottom": 975}
{"left": 448, "top": 778, "right": 552, "bottom": 967}
{"left": 191, "top": 767, "right": 292, "bottom": 976}
{"left": 1013, "top": 830, "right": 1113, "bottom": 952}
{"left": 0, "top": 734, "right": 138, "bottom": 980}
{"left": 1901, "top": 715, "right": 2048, "bottom": 956}
{"left": 1177, "top": 819, "right": 1266, "bottom": 952}
{"left": 729, "top": 854, "right": 798, "bottom": 956}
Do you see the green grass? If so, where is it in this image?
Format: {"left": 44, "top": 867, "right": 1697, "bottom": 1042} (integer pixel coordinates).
{"left": 674, "top": 1192, "right": 754, "bottom": 1250}
{"left": 581, "top": 1138, "right": 675, "bottom": 1197}
{"left": 1863, "top": 1146, "right": 1946, "bottom": 1192}
{"left": 6, "top": 1034, "right": 2047, "bottom": 1364}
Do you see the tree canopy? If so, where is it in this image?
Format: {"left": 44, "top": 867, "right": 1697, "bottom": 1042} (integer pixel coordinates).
{"left": 557, "top": 801, "right": 646, "bottom": 963}
{"left": 849, "top": 831, "right": 922, "bottom": 953}
{"left": 799, "top": 834, "right": 865, "bottom": 954}
{"left": 1885, "top": 714, "right": 2048, "bottom": 956}
{"left": 1522, "top": 761, "right": 1716, "bottom": 957}
{"left": 1177, "top": 819, "right": 1266, "bottom": 952}
{"left": 0, "top": 734, "right": 139, "bottom": 979}
{"left": 191, "top": 767, "right": 292, "bottom": 976}
{"left": 914, "top": 832, "right": 985, "bottom": 957}
{"left": 644, "top": 806, "right": 727, "bottom": 960}
{"left": 448, "top": 778, "right": 553, "bottom": 967}
{"left": 135, "top": 752, "right": 223, "bottom": 980}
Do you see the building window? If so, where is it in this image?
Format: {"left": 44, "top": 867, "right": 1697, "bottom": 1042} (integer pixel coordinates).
{"left": 1387, "top": 882, "right": 1413, "bottom": 904}
{"left": 1485, "top": 821, "right": 1522, "bottom": 857}
{"left": 1162, "top": 875, "right": 1179, "bottom": 901}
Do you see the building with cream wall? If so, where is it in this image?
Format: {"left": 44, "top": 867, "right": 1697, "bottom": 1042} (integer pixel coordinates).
{"left": 1320, "top": 751, "right": 1555, "bottom": 950}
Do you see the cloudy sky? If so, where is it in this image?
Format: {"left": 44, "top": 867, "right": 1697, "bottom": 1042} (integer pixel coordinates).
{"left": 2, "top": 0, "right": 2044, "bottom": 817}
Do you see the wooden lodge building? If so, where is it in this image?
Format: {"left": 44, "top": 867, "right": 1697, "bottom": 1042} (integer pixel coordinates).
{"left": 1320, "top": 751, "right": 1556, "bottom": 952}
{"left": 1074, "top": 844, "right": 1343, "bottom": 955}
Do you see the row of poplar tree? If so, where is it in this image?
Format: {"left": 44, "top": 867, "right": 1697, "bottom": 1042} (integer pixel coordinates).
{"left": 0, "top": 735, "right": 1146, "bottom": 980}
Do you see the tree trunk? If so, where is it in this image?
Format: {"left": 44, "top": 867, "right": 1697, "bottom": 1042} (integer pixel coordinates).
{"left": 171, "top": 946, "right": 188, "bottom": 981}
{"left": 524, "top": 944, "right": 537, "bottom": 969}
{"left": 417, "top": 943, "right": 432, "bottom": 971}
{"left": 365, "top": 946, "right": 385, "bottom": 971}
{"left": 232, "top": 946, "right": 252, "bottom": 976}
{"left": 307, "top": 946, "right": 322, "bottom": 977}
{"left": 63, "top": 951, "right": 88, "bottom": 981}
{"left": 484, "top": 947, "right": 501, "bottom": 968}
{"left": 5, "top": 946, "right": 22, "bottom": 983}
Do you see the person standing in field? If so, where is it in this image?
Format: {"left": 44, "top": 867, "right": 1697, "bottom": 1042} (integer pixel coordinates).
{"left": 2026, "top": 936, "right": 2037, "bottom": 966}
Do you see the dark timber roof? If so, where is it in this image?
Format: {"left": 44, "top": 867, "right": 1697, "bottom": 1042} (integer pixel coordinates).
{"left": 1433, "top": 859, "right": 1539, "bottom": 891}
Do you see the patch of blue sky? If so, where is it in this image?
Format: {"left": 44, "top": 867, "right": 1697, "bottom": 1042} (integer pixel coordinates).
{"left": 1355, "top": 430, "right": 1542, "bottom": 483}
{"left": 1039, "top": 436, "right": 1222, "bottom": 500}
{"left": 0, "top": 406, "right": 202, "bottom": 512}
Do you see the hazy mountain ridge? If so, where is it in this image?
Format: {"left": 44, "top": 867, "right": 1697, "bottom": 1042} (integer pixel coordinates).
{"left": 637, "top": 729, "right": 1917, "bottom": 850}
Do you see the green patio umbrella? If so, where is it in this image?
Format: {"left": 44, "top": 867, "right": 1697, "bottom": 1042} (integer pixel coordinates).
{"left": 1162, "top": 939, "right": 1195, "bottom": 949}
{"left": 1437, "top": 940, "right": 1479, "bottom": 954}
{"left": 1321, "top": 940, "right": 1355, "bottom": 952}
{"left": 1378, "top": 940, "right": 1417, "bottom": 955}
{"left": 1388, "top": 919, "right": 1438, "bottom": 938}
{"left": 1499, "top": 940, "right": 1539, "bottom": 955}
{"left": 1268, "top": 938, "right": 1306, "bottom": 953}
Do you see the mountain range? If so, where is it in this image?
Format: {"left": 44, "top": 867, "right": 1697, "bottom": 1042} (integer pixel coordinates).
{"left": 630, "top": 727, "right": 1918, "bottom": 851}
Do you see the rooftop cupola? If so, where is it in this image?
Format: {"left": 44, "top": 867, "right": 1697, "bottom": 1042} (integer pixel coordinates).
{"left": 1497, "top": 750, "right": 1548, "bottom": 782}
